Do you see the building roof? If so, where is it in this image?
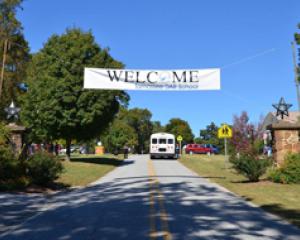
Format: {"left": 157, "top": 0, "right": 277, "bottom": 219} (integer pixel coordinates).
{"left": 262, "top": 111, "right": 300, "bottom": 130}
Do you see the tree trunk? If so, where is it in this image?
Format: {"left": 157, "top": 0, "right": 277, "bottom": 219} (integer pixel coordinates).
{"left": 0, "top": 39, "right": 8, "bottom": 100}
{"left": 65, "top": 138, "right": 71, "bottom": 161}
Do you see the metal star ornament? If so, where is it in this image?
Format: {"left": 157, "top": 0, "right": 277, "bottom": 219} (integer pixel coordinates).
{"left": 4, "top": 101, "right": 21, "bottom": 121}
{"left": 272, "top": 97, "right": 292, "bottom": 120}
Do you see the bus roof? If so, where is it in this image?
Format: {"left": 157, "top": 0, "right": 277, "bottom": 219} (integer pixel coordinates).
{"left": 151, "top": 132, "right": 175, "bottom": 138}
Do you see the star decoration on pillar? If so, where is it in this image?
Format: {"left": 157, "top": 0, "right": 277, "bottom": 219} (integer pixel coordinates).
{"left": 272, "top": 97, "right": 292, "bottom": 120}
{"left": 4, "top": 101, "right": 21, "bottom": 121}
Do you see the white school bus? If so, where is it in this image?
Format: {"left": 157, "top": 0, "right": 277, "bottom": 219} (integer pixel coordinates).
{"left": 150, "top": 132, "right": 176, "bottom": 159}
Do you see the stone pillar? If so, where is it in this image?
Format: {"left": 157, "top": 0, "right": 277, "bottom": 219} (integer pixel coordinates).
{"left": 6, "top": 123, "right": 26, "bottom": 156}
{"left": 268, "top": 123, "right": 300, "bottom": 165}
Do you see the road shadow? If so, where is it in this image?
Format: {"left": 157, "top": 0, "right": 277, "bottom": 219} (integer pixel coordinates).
{"left": 0, "top": 193, "right": 46, "bottom": 235}
{"left": 261, "top": 204, "right": 300, "bottom": 228}
{"left": 1, "top": 174, "right": 300, "bottom": 240}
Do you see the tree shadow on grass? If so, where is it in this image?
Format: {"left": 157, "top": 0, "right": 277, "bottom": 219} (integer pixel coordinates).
{"left": 231, "top": 178, "right": 270, "bottom": 184}
{"left": 240, "top": 196, "right": 254, "bottom": 202}
{"left": 230, "top": 180, "right": 255, "bottom": 184}
{"left": 69, "top": 157, "right": 126, "bottom": 166}
{"left": 44, "top": 182, "right": 71, "bottom": 191}
{"left": 0, "top": 180, "right": 71, "bottom": 193}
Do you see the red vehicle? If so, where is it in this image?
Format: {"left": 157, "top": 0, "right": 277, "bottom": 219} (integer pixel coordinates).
{"left": 185, "top": 144, "right": 212, "bottom": 154}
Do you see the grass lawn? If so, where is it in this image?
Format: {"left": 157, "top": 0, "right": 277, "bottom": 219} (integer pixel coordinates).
{"left": 56, "top": 154, "right": 123, "bottom": 187}
{"left": 180, "top": 154, "right": 300, "bottom": 228}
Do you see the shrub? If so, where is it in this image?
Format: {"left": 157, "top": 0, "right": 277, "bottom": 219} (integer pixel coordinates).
{"left": 230, "top": 152, "right": 272, "bottom": 182}
{"left": 268, "top": 153, "right": 300, "bottom": 184}
{"left": 27, "top": 151, "right": 64, "bottom": 186}
{"left": 268, "top": 169, "right": 288, "bottom": 184}
{"left": 0, "top": 145, "right": 21, "bottom": 181}
{"left": 0, "top": 122, "right": 9, "bottom": 145}
{"left": 0, "top": 123, "right": 25, "bottom": 187}
{"left": 0, "top": 176, "right": 29, "bottom": 191}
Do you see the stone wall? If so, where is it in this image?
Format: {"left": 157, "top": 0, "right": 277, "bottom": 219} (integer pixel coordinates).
{"left": 273, "top": 129, "right": 300, "bottom": 165}
{"left": 7, "top": 123, "right": 26, "bottom": 156}
{"left": 10, "top": 132, "right": 23, "bottom": 155}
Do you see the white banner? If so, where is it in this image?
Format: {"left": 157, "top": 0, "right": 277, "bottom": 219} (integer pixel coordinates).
{"left": 84, "top": 68, "right": 220, "bottom": 91}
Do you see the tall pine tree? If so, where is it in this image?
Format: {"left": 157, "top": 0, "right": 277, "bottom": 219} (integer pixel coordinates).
{"left": 0, "top": 0, "right": 30, "bottom": 119}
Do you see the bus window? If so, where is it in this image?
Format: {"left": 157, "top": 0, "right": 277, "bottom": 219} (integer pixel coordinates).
{"left": 159, "top": 139, "right": 166, "bottom": 144}
{"left": 168, "top": 139, "right": 174, "bottom": 144}
{"left": 152, "top": 138, "right": 157, "bottom": 144}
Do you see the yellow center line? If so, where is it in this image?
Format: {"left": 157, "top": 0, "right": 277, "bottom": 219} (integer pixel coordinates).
{"left": 148, "top": 159, "right": 172, "bottom": 240}
{"left": 148, "top": 160, "right": 157, "bottom": 240}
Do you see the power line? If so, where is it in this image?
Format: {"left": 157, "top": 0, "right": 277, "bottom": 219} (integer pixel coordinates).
{"left": 219, "top": 48, "right": 276, "bottom": 105}
{"left": 220, "top": 48, "right": 276, "bottom": 70}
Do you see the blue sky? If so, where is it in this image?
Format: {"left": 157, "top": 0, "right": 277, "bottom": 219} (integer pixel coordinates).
{"left": 18, "top": 0, "right": 300, "bottom": 136}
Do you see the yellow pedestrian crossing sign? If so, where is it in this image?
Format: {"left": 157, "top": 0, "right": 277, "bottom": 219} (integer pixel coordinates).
{"left": 218, "top": 124, "right": 232, "bottom": 138}
{"left": 177, "top": 135, "right": 183, "bottom": 142}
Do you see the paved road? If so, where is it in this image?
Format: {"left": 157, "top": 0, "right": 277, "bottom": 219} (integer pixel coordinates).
{"left": 1, "top": 155, "right": 300, "bottom": 240}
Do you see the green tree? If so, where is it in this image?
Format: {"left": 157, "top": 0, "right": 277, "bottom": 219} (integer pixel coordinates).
{"left": 0, "top": 0, "right": 30, "bottom": 119}
{"left": 152, "top": 121, "right": 165, "bottom": 133}
{"left": 119, "top": 108, "right": 153, "bottom": 153}
{"left": 21, "top": 28, "right": 129, "bottom": 159}
{"left": 199, "top": 122, "right": 224, "bottom": 152}
{"left": 200, "top": 122, "right": 218, "bottom": 140}
{"left": 101, "top": 120, "right": 138, "bottom": 153}
{"left": 165, "top": 118, "right": 194, "bottom": 144}
{"left": 295, "top": 24, "right": 300, "bottom": 44}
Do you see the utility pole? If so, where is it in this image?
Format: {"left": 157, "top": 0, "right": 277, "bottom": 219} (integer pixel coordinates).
{"left": 0, "top": 39, "right": 8, "bottom": 100}
{"left": 292, "top": 41, "right": 300, "bottom": 112}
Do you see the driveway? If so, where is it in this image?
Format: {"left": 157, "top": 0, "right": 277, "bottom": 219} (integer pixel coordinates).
{"left": 1, "top": 155, "right": 300, "bottom": 240}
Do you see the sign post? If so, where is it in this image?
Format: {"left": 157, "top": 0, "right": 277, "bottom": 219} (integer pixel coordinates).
{"left": 177, "top": 135, "right": 183, "bottom": 156}
{"left": 218, "top": 124, "right": 233, "bottom": 168}
{"left": 224, "top": 138, "right": 228, "bottom": 158}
